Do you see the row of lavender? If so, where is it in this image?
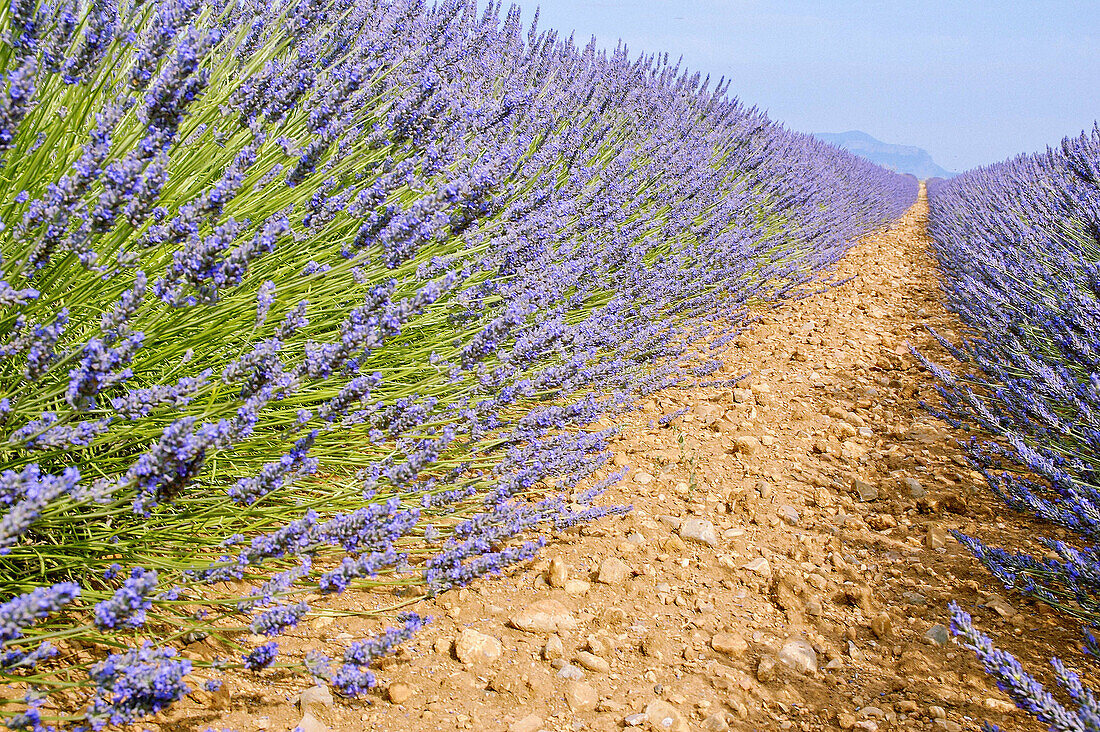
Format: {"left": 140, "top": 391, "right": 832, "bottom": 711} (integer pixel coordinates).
{"left": 0, "top": 0, "right": 915, "bottom": 726}
{"left": 925, "top": 126, "right": 1100, "bottom": 731}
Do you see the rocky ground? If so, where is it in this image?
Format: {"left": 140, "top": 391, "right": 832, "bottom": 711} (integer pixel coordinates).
{"left": 165, "top": 191, "right": 1087, "bottom": 732}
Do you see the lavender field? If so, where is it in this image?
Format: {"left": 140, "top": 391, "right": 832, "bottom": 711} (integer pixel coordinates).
{"left": 0, "top": 0, "right": 1096, "bottom": 730}
{"left": 0, "top": 0, "right": 916, "bottom": 726}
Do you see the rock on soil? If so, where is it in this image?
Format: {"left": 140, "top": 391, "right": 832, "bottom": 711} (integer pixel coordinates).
{"left": 547, "top": 556, "right": 568, "bottom": 587}
{"left": 924, "top": 623, "right": 950, "bottom": 646}
{"left": 742, "top": 557, "right": 771, "bottom": 576}
{"left": 597, "top": 557, "right": 631, "bottom": 584}
{"left": 298, "top": 685, "right": 333, "bottom": 710}
{"left": 710, "top": 632, "right": 749, "bottom": 657}
{"left": 644, "top": 699, "right": 687, "bottom": 731}
{"left": 508, "top": 714, "right": 543, "bottom": 732}
{"left": 756, "top": 654, "right": 778, "bottom": 682}
{"left": 575, "top": 650, "right": 610, "bottom": 673}
{"left": 509, "top": 599, "right": 578, "bottom": 634}
{"left": 295, "top": 713, "right": 329, "bottom": 732}
{"left": 564, "top": 681, "right": 598, "bottom": 712}
{"left": 678, "top": 518, "right": 718, "bottom": 546}
{"left": 778, "top": 638, "right": 818, "bottom": 674}
{"left": 385, "top": 682, "right": 412, "bottom": 704}
{"left": 453, "top": 628, "right": 501, "bottom": 665}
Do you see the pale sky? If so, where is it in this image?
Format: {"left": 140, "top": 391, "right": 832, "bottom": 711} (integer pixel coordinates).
{"left": 489, "top": 1, "right": 1100, "bottom": 172}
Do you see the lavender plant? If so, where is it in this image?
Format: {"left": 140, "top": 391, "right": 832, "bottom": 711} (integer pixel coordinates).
{"left": 925, "top": 125, "right": 1100, "bottom": 730}
{"left": 0, "top": 0, "right": 914, "bottom": 726}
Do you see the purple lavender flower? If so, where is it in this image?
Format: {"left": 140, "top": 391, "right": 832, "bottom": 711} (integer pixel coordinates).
{"left": 109, "top": 371, "right": 212, "bottom": 419}
{"left": 275, "top": 300, "right": 310, "bottom": 339}
{"left": 331, "top": 613, "right": 426, "bottom": 697}
{"left": 60, "top": 0, "right": 118, "bottom": 85}
{"left": 7, "top": 0, "right": 39, "bottom": 55}
{"left": 329, "top": 663, "right": 375, "bottom": 697}
{"left": 318, "top": 548, "right": 401, "bottom": 594}
{"left": 250, "top": 601, "right": 309, "bottom": 636}
{"left": 255, "top": 280, "right": 276, "bottom": 326}
{"left": 0, "top": 582, "right": 80, "bottom": 644}
{"left": 128, "top": 0, "right": 203, "bottom": 92}
{"left": 86, "top": 642, "right": 192, "bottom": 729}
{"left": 300, "top": 260, "right": 329, "bottom": 276}
{"left": 0, "top": 56, "right": 37, "bottom": 150}
{"left": 139, "top": 25, "right": 219, "bottom": 140}
{"left": 4, "top": 696, "right": 46, "bottom": 732}
{"left": 100, "top": 271, "right": 148, "bottom": 340}
{"left": 316, "top": 373, "right": 382, "bottom": 422}
{"left": 9, "top": 411, "right": 112, "bottom": 450}
{"left": 303, "top": 649, "right": 331, "bottom": 681}
{"left": 0, "top": 280, "right": 39, "bottom": 307}
{"left": 242, "top": 641, "right": 279, "bottom": 671}
{"left": 314, "top": 498, "right": 420, "bottom": 553}
{"left": 123, "top": 417, "right": 232, "bottom": 514}
{"left": 94, "top": 567, "right": 158, "bottom": 630}
{"left": 1, "top": 640, "right": 57, "bottom": 671}
{"left": 238, "top": 558, "right": 312, "bottom": 611}
{"left": 66, "top": 334, "right": 144, "bottom": 410}
{"left": 0, "top": 466, "right": 80, "bottom": 554}
{"left": 20, "top": 309, "right": 69, "bottom": 380}
{"left": 228, "top": 432, "right": 318, "bottom": 505}
{"left": 951, "top": 603, "right": 1097, "bottom": 731}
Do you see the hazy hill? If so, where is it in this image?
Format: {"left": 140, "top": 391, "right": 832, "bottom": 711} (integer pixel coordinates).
{"left": 815, "top": 131, "right": 955, "bottom": 179}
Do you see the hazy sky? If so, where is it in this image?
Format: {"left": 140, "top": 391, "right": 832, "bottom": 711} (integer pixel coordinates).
{"left": 489, "top": 1, "right": 1100, "bottom": 172}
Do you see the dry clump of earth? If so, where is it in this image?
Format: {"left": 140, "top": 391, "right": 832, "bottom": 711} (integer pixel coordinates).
{"left": 157, "top": 191, "right": 1090, "bottom": 732}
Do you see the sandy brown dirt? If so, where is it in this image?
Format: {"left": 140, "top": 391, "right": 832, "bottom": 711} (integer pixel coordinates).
{"left": 163, "top": 190, "right": 1087, "bottom": 732}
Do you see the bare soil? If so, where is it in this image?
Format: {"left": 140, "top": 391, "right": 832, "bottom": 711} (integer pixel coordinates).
{"left": 162, "top": 190, "right": 1087, "bottom": 732}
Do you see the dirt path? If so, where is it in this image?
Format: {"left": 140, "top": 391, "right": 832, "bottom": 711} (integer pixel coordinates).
{"left": 170, "top": 190, "right": 1080, "bottom": 732}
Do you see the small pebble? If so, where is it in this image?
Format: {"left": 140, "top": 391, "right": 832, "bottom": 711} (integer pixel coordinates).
{"left": 575, "top": 651, "right": 610, "bottom": 673}
{"left": 597, "top": 557, "right": 631, "bottom": 584}
{"left": 871, "top": 612, "right": 892, "bottom": 639}
{"left": 564, "top": 681, "right": 597, "bottom": 712}
{"left": 508, "top": 715, "right": 543, "bottom": 732}
{"left": 547, "top": 557, "right": 568, "bottom": 588}
{"left": 778, "top": 505, "right": 800, "bottom": 526}
{"left": 556, "top": 663, "right": 585, "bottom": 680}
{"left": 543, "top": 635, "right": 564, "bottom": 661}
{"left": 756, "top": 655, "right": 777, "bottom": 682}
{"left": 778, "top": 638, "right": 818, "bottom": 674}
{"left": 742, "top": 557, "right": 771, "bottom": 576}
{"left": 923, "top": 624, "right": 950, "bottom": 647}
{"left": 386, "top": 683, "right": 412, "bottom": 704}
{"left": 679, "top": 518, "right": 719, "bottom": 546}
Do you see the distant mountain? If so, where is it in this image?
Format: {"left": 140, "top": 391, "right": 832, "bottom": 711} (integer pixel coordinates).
{"left": 814, "top": 131, "right": 955, "bottom": 180}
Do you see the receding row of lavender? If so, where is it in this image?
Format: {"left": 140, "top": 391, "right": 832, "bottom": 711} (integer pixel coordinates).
{"left": 925, "top": 126, "right": 1100, "bottom": 732}
{"left": 0, "top": 0, "right": 916, "bottom": 727}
